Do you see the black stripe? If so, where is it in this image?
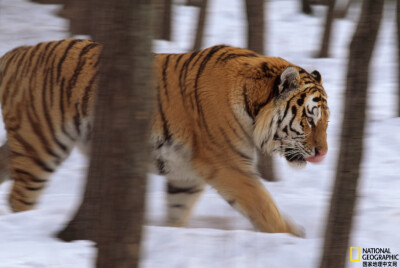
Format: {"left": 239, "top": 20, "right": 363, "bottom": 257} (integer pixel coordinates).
{"left": 15, "top": 198, "right": 35, "bottom": 207}
{"left": 74, "top": 102, "right": 81, "bottom": 136}
{"left": 194, "top": 45, "right": 227, "bottom": 128}
{"left": 261, "top": 62, "right": 275, "bottom": 78}
{"left": 44, "top": 40, "right": 64, "bottom": 67}
{"left": 278, "top": 94, "right": 298, "bottom": 125}
{"left": 219, "top": 126, "right": 252, "bottom": 161}
{"left": 178, "top": 51, "right": 199, "bottom": 100}
{"left": 2, "top": 49, "right": 30, "bottom": 105}
{"left": 26, "top": 108, "right": 61, "bottom": 160}
{"left": 167, "top": 184, "right": 202, "bottom": 194}
{"left": 42, "top": 67, "right": 68, "bottom": 153}
{"left": 253, "top": 75, "right": 281, "bottom": 118}
{"left": 22, "top": 43, "right": 41, "bottom": 76}
{"left": 13, "top": 134, "right": 55, "bottom": 173}
{"left": 219, "top": 52, "right": 258, "bottom": 63}
{"left": 214, "top": 48, "right": 233, "bottom": 64}
{"left": 14, "top": 169, "right": 47, "bottom": 183}
{"left": 282, "top": 126, "right": 288, "bottom": 135}
{"left": 157, "top": 85, "right": 172, "bottom": 143}
{"left": 66, "top": 57, "right": 86, "bottom": 104}
{"left": 49, "top": 56, "right": 57, "bottom": 107}
{"left": 226, "top": 117, "right": 248, "bottom": 144}
{"left": 169, "top": 204, "right": 185, "bottom": 208}
{"left": 2, "top": 48, "right": 20, "bottom": 75}
{"left": 56, "top": 39, "right": 82, "bottom": 83}
{"left": 231, "top": 111, "right": 253, "bottom": 145}
{"left": 156, "top": 158, "right": 167, "bottom": 175}
{"left": 59, "top": 77, "right": 75, "bottom": 141}
{"left": 82, "top": 71, "right": 98, "bottom": 117}
{"left": 37, "top": 41, "right": 53, "bottom": 66}
{"left": 289, "top": 106, "right": 301, "bottom": 135}
{"left": 174, "top": 53, "right": 184, "bottom": 70}
{"left": 162, "top": 54, "right": 171, "bottom": 101}
{"left": 25, "top": 185, "right": 45, "bottom": 191}
{"left": 297, "top": 99, "right": 304, "bottom": 106}
{"left": 242, "top": 85, "right": 253, "bottom": 119}
{"left": 190, "top": 49, "right": 207, "bottom": 68}
{"left": 65, "top": 43, "right": 97, "bottom": 104}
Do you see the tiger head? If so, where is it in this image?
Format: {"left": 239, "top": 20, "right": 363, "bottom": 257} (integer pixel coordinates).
{"left": 254, "top": 66, "right": 329, "bottom": 169}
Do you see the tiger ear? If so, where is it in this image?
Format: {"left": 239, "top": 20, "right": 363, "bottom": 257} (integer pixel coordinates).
{"left": 311, "top": 70, "right": 322, "bottom": 83}
{"left": 278, "top": 67, "right": 300, "bottom": 95}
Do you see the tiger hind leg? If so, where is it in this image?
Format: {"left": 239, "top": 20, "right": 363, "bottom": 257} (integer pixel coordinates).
{"left": 166, "top": 178, "right": 205, "bottom": 227}
{"left": 7, "top": 137, "right": 74, "bottom": 212}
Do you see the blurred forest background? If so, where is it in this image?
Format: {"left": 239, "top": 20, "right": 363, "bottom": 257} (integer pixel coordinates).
{"left": 0, "top": 0, "right": 399, "bottom": 267}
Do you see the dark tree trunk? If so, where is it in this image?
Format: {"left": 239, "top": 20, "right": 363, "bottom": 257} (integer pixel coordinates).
{"left": 193, "top": 0, "right": 208, "bottom": 51}
{"left": 57, "top": 1, "right": 93, "bottom": 36}
{"left": 57, "top": 0, "right": 153, "bottom": 267}
{"left": 319, "top": 0, "right": 383, "bottom": 267}
{"left": 317, "top": 0, "right": 336, "bottom": 58}
{"left": 162, "top": 0, "right": 173, "bottom": 41}
{"left": 397, "top": 0, "right": 400, "bottom": 116}
{"left": 256, "top": 150, "right": 277, "bottom": 181}
{"left": 334, "top": 0, "right": 353, "bottom": 19}
{"left": 301, "top": 0, "right": 313, "bottom": 14}
{"left": 30, "top": 0, "right": 64, "bottom": 3}
{"left": 245, "top": 0, "right": 277, "bottom": 181}
{"left": 186, "top": 0, "right": 202, "bottom": 7}
{"left": 153, "top": 0, "right": 172, "bottom": 41}
{"left": 245, "top": 0, "right": 265, "bottom": 54}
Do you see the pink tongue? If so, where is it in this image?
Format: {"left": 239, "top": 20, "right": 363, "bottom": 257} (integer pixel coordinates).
{"left": 305, "top": 154, "right": 326, "bottom": 163}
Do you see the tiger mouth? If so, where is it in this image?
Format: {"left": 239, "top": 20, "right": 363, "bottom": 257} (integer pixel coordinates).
{"left": 284, "top": 148, "right": 306, "bottom": 163}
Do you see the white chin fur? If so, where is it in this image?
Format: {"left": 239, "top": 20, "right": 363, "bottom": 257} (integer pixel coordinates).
{"left": 287, "top": 160, "right": 307, "bottom": 169}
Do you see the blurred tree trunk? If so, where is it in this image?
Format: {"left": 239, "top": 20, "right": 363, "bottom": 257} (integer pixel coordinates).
{"left": 57, "top": 1, "right": 153, "bottom": 267}
{"left": 193, "top": 0, "right": 208, "bottom": 50}
{"left": 245, "top": 0, "right": 265, "bottom": 54}
{"left": 334, "top": 0, "right": 353, "bottom": 19}
{"left": 186, "top": 0, "right": 202, "bottom": 7}
{"left": 301, "top": 0, "right": 313, "bottom": 14}
{"left": 317, "top": 0, "right": 336, "bottom": 57}
{"left": 319, "top": 0, "right": 383, "bottom": 267}
{"left": 153, "top": 0, "right": 172, "bottom": 41}
{"left": 397, "top": 0, "right": 400, "bottom": 116}
{"left": 245, "top": 0, "right": 277, "bottom": 181}
{"left": 30, "top": 0, "right": 64, "bottom": 3}
{"left": 58, "top": 0, "right": 93, "bottom": 36}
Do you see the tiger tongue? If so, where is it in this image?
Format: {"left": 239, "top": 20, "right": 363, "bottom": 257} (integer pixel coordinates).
{"left": 305, "top": 151, "right": 327, "bottom": 163}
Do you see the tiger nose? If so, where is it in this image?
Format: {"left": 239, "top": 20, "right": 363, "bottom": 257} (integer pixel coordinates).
{"left": 305, "top": 147, "right": 327, "bottom": 163}
{"left": 315, "top": 147, "right": 327, "bottom": 157}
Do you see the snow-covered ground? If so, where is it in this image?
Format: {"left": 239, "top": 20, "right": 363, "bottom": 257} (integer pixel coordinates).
{"left": 0, "top": 0, "right": 399, "bottom": 267}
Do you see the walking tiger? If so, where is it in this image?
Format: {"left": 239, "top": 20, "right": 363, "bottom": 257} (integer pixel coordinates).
{"left": 0, "top": 39, "right": 329, "bottom": 236}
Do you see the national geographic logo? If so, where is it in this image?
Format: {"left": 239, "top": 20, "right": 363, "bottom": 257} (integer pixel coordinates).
{"left": 350, "top": 247, "right": 399, "bottom": 267}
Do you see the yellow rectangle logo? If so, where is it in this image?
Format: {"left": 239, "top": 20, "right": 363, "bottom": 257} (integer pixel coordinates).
{"left": 350, "top": 247, "right": 361, "bottom": 261}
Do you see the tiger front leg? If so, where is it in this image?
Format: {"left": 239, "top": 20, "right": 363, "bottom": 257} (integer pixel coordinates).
{"left": 208, "top": 167, "right": 305, "bottom": 237}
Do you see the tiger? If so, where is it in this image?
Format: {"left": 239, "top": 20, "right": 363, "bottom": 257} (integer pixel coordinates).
{"left": 0, "top": 39, "right": 328, "bottom": 237}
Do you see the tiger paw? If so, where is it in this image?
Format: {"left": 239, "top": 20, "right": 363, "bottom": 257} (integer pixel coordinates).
{"left": 285, "top": 217, "right": 306, "bottom": 238}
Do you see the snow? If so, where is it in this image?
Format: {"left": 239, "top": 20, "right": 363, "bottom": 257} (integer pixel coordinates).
{"left": 0, "top": 0, "right": 399, "bottom": 267}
